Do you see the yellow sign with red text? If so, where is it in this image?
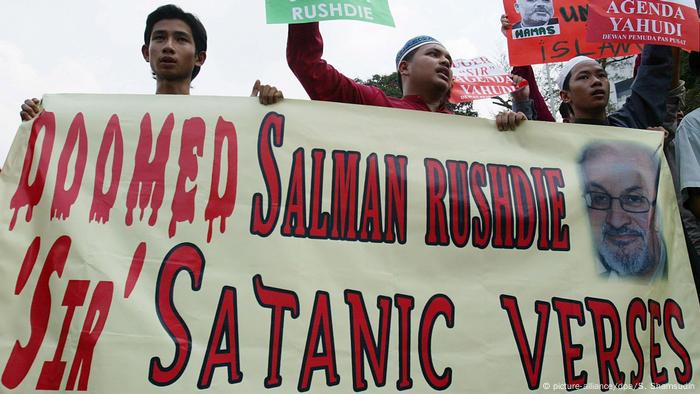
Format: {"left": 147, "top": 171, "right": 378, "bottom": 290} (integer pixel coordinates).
{"left": 0, "top": 95, "right": 698, "bottom": 393}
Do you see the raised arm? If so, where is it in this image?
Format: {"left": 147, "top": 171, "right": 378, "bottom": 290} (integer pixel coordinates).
{"left": 511, "top": 66, "right": 555, "bottom": 122}
{"left": 500, "top": 14, "right": 555, "bottom": 123}
{"left": 286, "top": 22, "right": 388, "bottom": 105}
{"left": 609, "top": 45, "right": 673, "bottom": 129}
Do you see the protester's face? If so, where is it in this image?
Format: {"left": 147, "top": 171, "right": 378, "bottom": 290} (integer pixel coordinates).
{"left": 582, "top": 148, "right": 658, "bottom": 276}
{"left": 142, "top": 19, "right": 204, "bottom": 82}
{"left": 404, "top": 44, "right": 453, "bottom": 96}
{"left": 515, "top": 0, "right": 554, "bottom": 26}
{"left": 562, "top": 61, "right": 610, "bottom": 117}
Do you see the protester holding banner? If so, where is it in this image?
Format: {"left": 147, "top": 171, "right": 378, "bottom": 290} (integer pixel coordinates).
{"left": 142, "top": 4, "right": 283, "bottom": 102}
{"left": 286, "top": 22, "right": 453, "bottom": 113}
{"left": 9, "top": 4, "right": 286, "bottom": 174}
{"left": 17, "top": 4, "right": 284, "bottom": 125}
{"left": 558, "top": 45, "right": 672, "bottom": 128}
{"left": 142, "top": 4, "right": 208, "bottom": 95}
{"left": 498, "top": 44, "right": 673, "bottom": 130}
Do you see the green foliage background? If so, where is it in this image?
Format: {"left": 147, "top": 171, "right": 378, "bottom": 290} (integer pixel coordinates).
{"left": 355, "top": 72, "right": 478, "bottom": 117}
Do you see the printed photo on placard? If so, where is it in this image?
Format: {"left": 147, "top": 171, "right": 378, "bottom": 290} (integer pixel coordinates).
{"left": 510, "top": 0, "right": 561, "bottom": 39}
{"left": 579, "top": 142, "right": 667, "bottom": 281}
{"left": 503, "top": 0, "right": 642, "bottom": 65}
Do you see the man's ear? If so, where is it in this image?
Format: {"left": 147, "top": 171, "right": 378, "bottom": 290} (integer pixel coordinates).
{"left": 398, "top": 60, "right": 410, "bottom": 77}
{"left": 195, "top": 51, "right": 207, "bottom": 67}
{"left": 141, "top": 45, "right": 150, "bottom": 62}
{"left": 559, "top": 90, "right": 571, "bottom": 104}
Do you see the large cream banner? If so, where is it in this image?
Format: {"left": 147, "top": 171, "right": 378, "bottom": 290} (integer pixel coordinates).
{"left": 0, "top": 94, "right": 698, "bottom": 393}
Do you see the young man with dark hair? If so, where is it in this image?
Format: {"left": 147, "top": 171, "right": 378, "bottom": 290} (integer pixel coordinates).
{"left": 554, "top": 45, "right": 672, "bottom": 128}
{"left": 496, "top": 45, "right": 673, "bottom": 130}
{"left": 287, "top": 22, "right": 453, "bottom": 113}
{"left": 499, "top": 7, "right": 674, "bottom": 129}
{"left": 141, "top": 4, "right": 208, "bottom": 95}
{"left": 141, "top": 4, "right": 283, "bottom": 101}
{"left": 287, "top": 21, "right": 529, "bottom": 127}
{"left": 19, "top": 5, "right": 283, "bottom": 121}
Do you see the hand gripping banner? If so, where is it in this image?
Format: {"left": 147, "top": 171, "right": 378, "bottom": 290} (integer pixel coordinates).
{"left": 0, "top": 94, "right": 698, "bottom": 392}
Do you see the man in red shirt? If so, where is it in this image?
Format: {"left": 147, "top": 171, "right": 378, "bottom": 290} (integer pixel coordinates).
{"left": 287, "top": 22, "right": 453, "bottom": 113}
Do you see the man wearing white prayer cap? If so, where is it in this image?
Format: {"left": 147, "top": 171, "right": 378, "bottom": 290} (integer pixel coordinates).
{"left": 556, "top": 46, "right": 673, "bottom": 128}
{"left": 499, "top": 45, "right": 673, "bottom": 130}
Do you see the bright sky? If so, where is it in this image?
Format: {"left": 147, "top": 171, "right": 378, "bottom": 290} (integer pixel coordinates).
{"left": 0, "top": 1, "right": 509, "bottom": 167}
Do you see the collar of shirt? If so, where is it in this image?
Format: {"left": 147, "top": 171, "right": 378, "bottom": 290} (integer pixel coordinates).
{"left": 401, "top": 95, "right": 452, "bottom": 114}
{"left": 575, "top": 118, "right": 610, "bottom": 126}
